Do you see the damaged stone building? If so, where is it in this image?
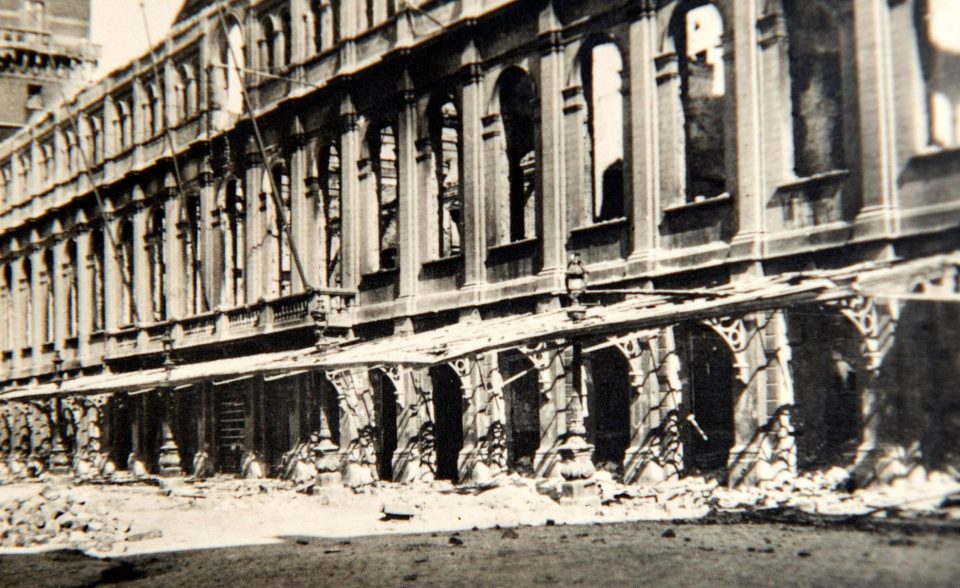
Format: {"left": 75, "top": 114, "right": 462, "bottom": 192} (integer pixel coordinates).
{"left": 0, "top": 0, "right": 959, "bottom": 491}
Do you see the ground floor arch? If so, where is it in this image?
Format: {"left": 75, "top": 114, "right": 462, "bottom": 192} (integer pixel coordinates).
{"left": 584, "top": 345, "right": 631, "bottom": 473}
{"left": 499, "top": 350, "right": 540, "bottom": 474}
{"left": 370, "top": 368, "right": 398, "bottom": 481}
{"left": 430, "top": 364, "right": 464, "bottom": 482}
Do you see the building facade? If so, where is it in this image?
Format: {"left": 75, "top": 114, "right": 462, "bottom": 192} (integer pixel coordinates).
{"left": 0, "top": 0, "right": 958, "bottom": 487}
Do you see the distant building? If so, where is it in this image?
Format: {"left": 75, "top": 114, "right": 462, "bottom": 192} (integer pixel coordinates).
{"left": 0, "top": 0, "right": 97, "bottom": 141}
{"left": 0, "top": 0, "right": 958, "bottom": 488}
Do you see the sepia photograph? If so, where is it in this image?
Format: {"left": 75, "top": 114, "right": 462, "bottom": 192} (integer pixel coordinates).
{"left": 0, "top": 0, "right": 959, "bottom": 585}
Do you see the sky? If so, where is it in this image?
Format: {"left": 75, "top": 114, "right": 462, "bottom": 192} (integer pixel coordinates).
{"left": 90, "top": 0, "right": 187, "bottom": 80}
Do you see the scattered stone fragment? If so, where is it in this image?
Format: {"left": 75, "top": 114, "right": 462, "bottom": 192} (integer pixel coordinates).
{"left": 502, "top": 529, "right": 519, "bottom": 539}
{"left": 448, "top": 536, "right": 464, "bottom": 546}
{"left": 126, "top": 529, "right": 163, "bottom": 542}
{"left": 661, "top": 528, "right": 677, "bottom": 538}
{"left": 797, "top": 550, "right": 812, "bottom": 558}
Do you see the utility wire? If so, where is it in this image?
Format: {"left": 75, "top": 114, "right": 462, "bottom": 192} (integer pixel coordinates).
{"left": 214, "top": 0, "right": 311, "bottom": 293}
{"left": 138, "top": 0, "right": 210, "bottom": 314}
{"left": 47, "top": 40, "right": 141, "bottom": 325}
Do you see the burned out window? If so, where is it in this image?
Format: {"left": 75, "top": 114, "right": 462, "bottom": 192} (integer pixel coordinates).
{"left": 219, "top": 178, "right": 245, "bottom": 306}
{"left": 371, "top": 124, "right": 399, "bottom": 270}
{"left": 428, "top": 96, "right": 462, "bottom": 259}
{"left": 280, "top": 10, "right": 292, "bottom": 67}
{"left": 43, "top": 249, "right": 53, "bottom": 343}
{"left": 319, "top": 143, "right": 342, "bottom": 287}
{"left": 260, "top": 16, "right": 277, "bottom": 72}
{"left": 65, "top": 239, "right": 78, "bottom": 338}
{"left": 266, "top": 164, "right": 293, "bottom": 296}
{"left": 147, "top": 206, "right": 166, "bottom": 321}
{"left": 785, "top": 0, "right": 847, "bottom": 176}
{"left": 184, "top": 195, "right": 204, "bottom": 314}
{"left": 216, "top": 25, "right": 245, "bottom": 114}
{"left": 118, "top": 217, "right": 136, "bottom": 325}
{"left": 21, "top": 257, "right": 32, "bottom": 347}
{"left": 498, "top": 67, "right": 539, "bottom": 242}
{"left": 90, "top": 224, "right": 105, "bottom": 331}
{"left": 1, "top": 265, "right": 11, "bottom": 350}
{"left": 917, "top": 0, "right": 960, "bottom": 147}
{"left": 582, "top": 40, "right": 625, "bottom": 222}
{"left": 674, "top": 3, "right": 727, "bottom": 202}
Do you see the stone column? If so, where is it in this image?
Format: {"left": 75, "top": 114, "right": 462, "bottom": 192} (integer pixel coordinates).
{"left": 8, "top": 258, "right": 24, "bottom": 375}
{"left": 459, "top": 46, "right": 486, "bottom": 298}
{"left": 51, "top": 238, "right": 68, "bottom": 351}
{"left": 729, "top": 0, "right": 766, "bottom": 260}
{"left": 397, "top": 72, "right": 420, "bottom": 305}
{"left": 339, "top": 98, "right": 361, "bottom": 291}
{"left": 244, "top": 142, "right": 264, "bottom": 303}
{"left": 562, "top": 84, "right": 588, "bottom": 229}
{"left": 537, "top": 6, "right": 566, "bottom": 281}
{"left": 75, "top": 230, "right": 92, "bottom": 362}
{"left": 132, "top": 201, "right": 151, "bottom": 325}
{"left": 29, "top": 248, "right": 45, "bottom": 369}
{"left": 103, "top": 215, "right": 122, "bottom": 335}
{"left": 852, "top": 0, "right": 899, "bottom": 237}
{"left": 164, "top": 188, "right": 184, "bottom": 319}
{"left": 199, "top": 167, "right": 218, "bottom": 309}
{"left": 756, "top": 6, "right": 795, "bottom": 192}
{"left": 290, "top": 123, "right": 316, "bottom": 291}
{"left": 450, "top": 356, "right": 489, "bottom": 483}
{"left": 627, "top": 1, "right": 660, "bottom": 265}
{"left": 157, "top": 390, "right": 183, "bottom": 477}
{"left": 392, "top": 367, "right": 435, "bottom": 482}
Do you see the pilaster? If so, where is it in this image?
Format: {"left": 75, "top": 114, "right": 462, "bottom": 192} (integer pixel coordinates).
{"left": 339, "top": 98, "right": 361, "bottom": 290}
{"left": 397, "top": 72, "right": 419, "bottom": 303}
{"left": 537, "top": 9, "right": 566, "bottom": 280}
{"left": 459, "top": 48, "right": 486, "bottom": 295}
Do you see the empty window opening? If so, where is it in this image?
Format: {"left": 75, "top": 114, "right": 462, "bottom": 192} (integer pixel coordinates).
{"left": 42, "top": 249, "right": 54, "bottom": 343}
{"left": 371, "top": 369, "right": 398, "bottom": 481}
{"left": 1, "top": 265, "right": 11, "bottom": 350}
{"left": 428, "top": 97, "right": 463, "bottom": 258}
{"left": 221, "top": 178, "right": 246, "bottom": 306}
{"left": 917, "top": 0, "right": 960, "bottom": 147}
{"left": 90, "top": 225, "right": 105, "bottom": 331}
{"left": 583, "top": 41, "right": 625, "bottom": 222}
{"left": 500, "top": 351, "right": 540, "bottom": 474}
{"left": 184, "top": 195, "right": 205, "bottom": 314}
{"left": 373, "top": 124, "right": 399, "bottom": 270}
{"left": 319, "top": 144, "right": 342, "bottom": 287}
{"left": 584, "top": 346, "right": 631, "bottom": 473}
{"left": 105, "top": 394, "right": 133, "bottom": 471}
{"left": 20, "top": 257, "right": 31, "bottom": 347}
{"left": 260, "top": 17, "right": 277, "bottom": 72}
{"left": 118, "top": 218, "right": 135, "bottom": 325}
{"left": 147, "top": 206, "right": 166, "bottom": 321}
{"left": 218, "top": 25, "right": 245, "bottom": 114}
{"left": 785, "top": 1, "right": 847, "bottom": 177}
{"left": 499, "top": 68, "right": 539, "bottom": 242}
{"left": 676, "top": 3, "right": 727, "bottom": 201}
{"left": 430, "top": 364, "right": 464, "bottom": 482}
{"left": 681, "top": 324, "right": 735, "bottom": 475}
{"left": 66, "top": 239, "right": 78, "bottom": 338}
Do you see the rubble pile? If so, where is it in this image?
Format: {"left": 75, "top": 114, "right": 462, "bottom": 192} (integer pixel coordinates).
{"left": 0, "top": 484, "right": 152, "bottom": 552}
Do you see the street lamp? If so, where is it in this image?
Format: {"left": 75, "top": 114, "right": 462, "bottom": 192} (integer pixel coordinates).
{"left": 565, "top": 254, "right": 588, "bottom": 321}
{"left": 157, "top": 327, "right": 182, "bottom": 477}
{"left": 48, "top": 350, "right": 70, "bottom": 474}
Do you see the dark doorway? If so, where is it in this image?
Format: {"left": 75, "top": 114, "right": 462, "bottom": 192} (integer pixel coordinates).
{"left": 788, "top": 308, "right": 863, "bottom": 470}
{"left": 682, "top": 325, "right": 735, "bottom": 474}
{"left": 174, "top": 389, "right": 201, "bottom": 475}
{"left": 215, "top": 386, "right": 246, "bottom": 474}
{"left": 263, "top": 378, "right": 293, "bottom": 477}
{"left": 500, "top": 351, "right": 540, "bottom": 474}
{"left": 106, "top": 394, "right": 133, "bottom": 470}
{"left": 371, "top": 369, "right": 398, "bottom": 481}
{"left": 430, "top": 365, "right": 464, "bottom": 482}
{"left": 140, "top": 393, "right": 162, "bottom": 473}
{"left": 585, "top": 346, "right": 631, "bottom": 471}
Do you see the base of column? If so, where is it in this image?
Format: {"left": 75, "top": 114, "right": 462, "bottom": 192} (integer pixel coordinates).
{"left": 534, "top": 445, "right": 562, "bottom": 478}
{"left": 48, "top": 447, "right": 72, "bottom": 475}
{"left": 158, "top": 443, "right": 183, "bottom": 478}
{"left": 623, "top": 447, "right": 681, "bottom": 485}
{"left": 851, "top": 443, "right": 910, "bottom": 488}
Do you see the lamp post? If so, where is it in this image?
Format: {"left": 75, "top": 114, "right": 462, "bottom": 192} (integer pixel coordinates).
{"left": 157, "top": 328, "right": 182, "bottom": 477}
{"left": 565, "top": 253, "right": 588, "bottom": 322}
{"left": 48, "top": 350, "right": 71, "bottom": 474}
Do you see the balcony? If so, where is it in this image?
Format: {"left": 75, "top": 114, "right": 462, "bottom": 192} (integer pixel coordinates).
{"left": 104, "top": 288, "right": 355, "bottom": 361}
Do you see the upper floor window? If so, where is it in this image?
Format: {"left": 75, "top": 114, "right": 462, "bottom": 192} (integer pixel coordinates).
{"left": 89, "top": 224, "right": 105, "bottom": 331}
{"left": 20, "top": 257, "right": 32, "bottom": 347}
{"left": 263, "top": 163, "right": 293, "bottom": 296}
{"left": 370, "top": 123, "right": 399, "bottom": 271}
{"left": 581, "top": 40, "right": 625, "bottom": 223}
{"left": 917, "top": 0, "right": 960, "bottom": 147}
{"left": 184, "top": 193, "right": 205, "bottom": 314}
{"left": 0, "top": 163, "right": 10, "bottom": 203}
{"left": 66, "top": 239, "right": 79, "bottom": 338}
{"left": 672, "top": 2, "right": 727, "bottom": 202}
{"left": 90, "top": 115, "right": 103, "bottom": 163}
{"left": 218, "top": 178, "right": 246, "bottom": 306}
{"left": 42, "top": 248, "right": 54, "bottom": 343}
{"left": 280, "top": 10, "right": 293, "bottom": 67}
{"left": 427, "top": 95, "right": 462, "bottom": 259}
{"left": 497, "top": 67, "right": 539, "bottom": 243}
{"left": 118, "top": 217, "right": 136, "bottom": 325}
{"left": 318, "top": 143, "right": 342, "bottom": 287}
{"left": 147, "top": 205, "right": 166, "bottom": 321}
{"left": 41, "top": 143, "right": 53, "bottom": 183}
{"left": 65, "top": 131, "right": 79, "bottom": 175}
{"left": 260, "top": 16, "right": 278, "bottom": 72}
{"left": 784, "top": 0, "right": 849, "bottom": 177}
{"left": 1, "top": 264, "right": 12, "bottom": 351}
{"left": 216, "top": 24, "right": 245, "bottom": 114}
{"left": 116, "top": 98, "right": 133, "bottom": 151}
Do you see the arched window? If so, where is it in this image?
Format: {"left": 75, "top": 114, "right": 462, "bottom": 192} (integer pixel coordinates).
{"left": 372, "top": 124, "right": 399, "bottom": 270}
{"left": 119, "top": 99, "right": 133, "bottom": 149}
{"left": 91, "top": 116, "right": 103, "bottom": 163}
{"left": 428, "top": 96, "right": 462, "bottom": 258}
{"left": 673, "top": 2, "right": 727, "bottom": 202}
{"left": 319, "top": 143, "right": 341, "bottom": 287}
{"left": 143, "top": 84, "right": 162, "bottom": 138}
{"left": 66, "top": 239, "right": 79, "bottom": 338}
{"left": 184, "top": 194, "right": 204, "bottom": 314}
{"left": 147, "top": 206, "right": 166, "bottom": 321}
{"left": 220, "top": 178, "right": 245, "bottom": 305}
{"left": 917, "top": 0, "right": 960, "bottom": 147}
{"left": 217, "top": 24, "right": 245, "bottom": 114}
{"left": 310, "top": 0, "right": 323, "bottom": 55}
{"left": 183, "top": 63, "right": 198, "bottom": 117}
{"left": 280, "top": 10, "right": 292, "bottom": 67}
{"left": 582, "top": 40, "right": 625, "bottom": 222}
{"left": 172, "top": 68, "right": 186, "bottom": 124}
{"left": 20, "top": 257, "right": 32, "bottom": 347}
{"left": 65, "top": 130, "right": 78, "bottom": 175}
{"left": 118, "top": 218, "right": 135, "bottom": 325}
{"left": 42, "top": 249, "right": 54, "bottom": 343}
{"left": 260, "top": 16, "right": 277, "bottom": 72}
{"left": 264, "top": 163, "right": 292, "bottom": 295}
{"left": 498, "top": 67, "right": 539, "bottom": 243}
{"left": 784, "top": 0, "right": 848, "bottom": 177}
{"left": 1, "top": 264, "right": 12, "bottom": 351}
{"left": 90, "top": 224, "right": 105, "bottom": 331}
{"left": 330, "top": 0, "right": 340, "bottom": 45}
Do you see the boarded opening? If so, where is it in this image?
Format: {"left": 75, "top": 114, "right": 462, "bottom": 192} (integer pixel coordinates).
{"left": 371, "top": 369, "right": 398, "bottom": 481}
{"left": 215, "top": 387, "right": 246, "bottom": 474}
{"left": 585, "top": 346, "right": 631, "bottom": 472}
{"left": 430, "top": 365, "right": 464, "bottom": 482}
{"left": 682, "top": 324, "right": 734, "bottom": 474}
{"left": 500, "top": 350, "right": 540, "bottom": 474}
{"left": 788, "top": 309, "right": 863, "bottom": 470}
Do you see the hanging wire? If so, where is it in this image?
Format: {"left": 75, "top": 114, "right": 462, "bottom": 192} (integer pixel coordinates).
{"left": 46, "top": 40, "right": 141, "bottom": 325}
{"left": 138, "top": 0, "right": 210, "bottom": 313}
{"left": 214, "top": 0, "right": 311, "bottom": 293}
